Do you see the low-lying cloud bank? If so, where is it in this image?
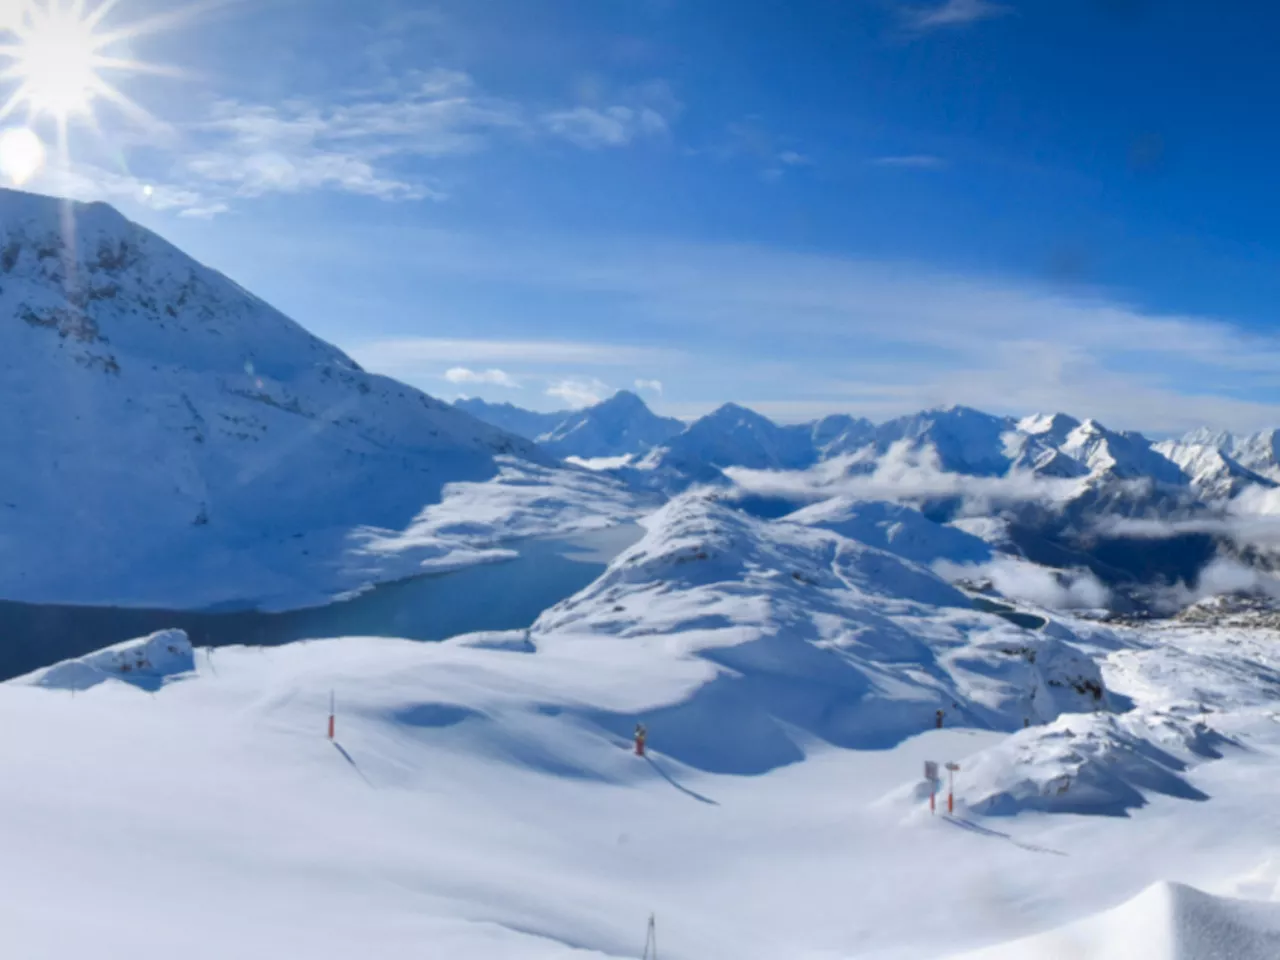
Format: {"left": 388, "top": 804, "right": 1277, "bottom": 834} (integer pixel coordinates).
{"left": 936, "top": 556, "right": 1112, "bottom": 611}
{"left": 725, "top": 442, "right": 1082, "bottom": 515}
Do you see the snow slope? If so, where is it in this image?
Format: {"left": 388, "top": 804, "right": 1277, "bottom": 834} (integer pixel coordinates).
{"left": 785, "top": 496, "right": 994, "bottom": 567}
{"left": 531, "top": 495, "right": 1107, "bottom": 764}
{"left": 955, "top": 882, "right": 1280, "bottom": 960}
{"left": 8, "top": 590, "right": 1280, "bottom": 958}
{"left": 0, "top": 188, "right": 597, "bottom": 609}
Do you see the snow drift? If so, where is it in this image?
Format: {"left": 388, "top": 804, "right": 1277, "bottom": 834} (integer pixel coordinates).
{"left": 955, "top": 881, "right": 1280, "bottom": 960}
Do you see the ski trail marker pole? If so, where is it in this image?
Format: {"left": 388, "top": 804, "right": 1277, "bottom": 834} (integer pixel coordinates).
{"left": 946, "top": 761, "right": 960, "bottom": 815}
{"left": 328, "top": 690, "right": 335, "bottom": 741}
{"left": 924, "top": 761, "right": 938, "bottom": 815}
{"left": 643, "top": 913, "right": 657, "bottom": 960}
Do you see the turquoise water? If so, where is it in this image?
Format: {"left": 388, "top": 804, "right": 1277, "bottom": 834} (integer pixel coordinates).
{"left": 0, "top": 524, "right": 643, "bottom": 681}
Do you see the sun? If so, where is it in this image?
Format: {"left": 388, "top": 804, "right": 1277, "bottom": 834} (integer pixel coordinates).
{"left": 8, "top": 1, "right": 102, "bottom": 118}
{"left": 0, "top": 0, "right": 183, "bottom": 135}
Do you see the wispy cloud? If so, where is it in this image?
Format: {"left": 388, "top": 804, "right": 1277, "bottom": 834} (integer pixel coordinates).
{"left": 36, "top": 68, "right": 680, "bottom": 215}
{"left": 327, "top": 227, "right": 1280, "bottom": 434}
{"left": 716, "top": 119, "right": 812, "bottom": 181}
{"left": 350, "top": 337, "right": 677, "bottom": 371}
{"left": 547, "top": 377, "right": 610, "bottom": 408}
{"left": 635, "top": 378, "right": 664, "bottom": 394}
{"left": 901, "top": 0, "right": 1012, "bottom": 32}
{"left": 872, "top": 154, "right": 947, "bottom": 169}
{"left": 542, "top": 105, "right": 668, "bottom": 148}
{"left": 443, "top": 367, "right": 519, "bottom": 388}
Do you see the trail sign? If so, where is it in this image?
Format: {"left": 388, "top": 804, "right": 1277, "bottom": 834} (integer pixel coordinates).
{"left": 924, "top": 761, "right": 938, "bottom": 782}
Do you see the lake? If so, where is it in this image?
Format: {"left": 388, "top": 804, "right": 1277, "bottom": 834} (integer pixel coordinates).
{"left": 0, "top": 523, "right": 643, "bottom": 681}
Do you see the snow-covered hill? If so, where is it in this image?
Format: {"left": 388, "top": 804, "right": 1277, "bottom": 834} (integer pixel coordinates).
{"left": 537, "top": 390, "right": 684, "bottom": 460}
{"left": 7, "top": 544, "right": 1280, "bottom": 959}
{"left": 0, "top": 188, "right": 588, "bottom": 608}
{"left": 533, "top": 495, "right": 1107, "bottom": 762}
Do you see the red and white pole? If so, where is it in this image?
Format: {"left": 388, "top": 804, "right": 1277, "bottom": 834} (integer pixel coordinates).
{"left": 328, "top": 690, "right": 335, "bottom": 741}
{"left": 947, "top": 764, "right": 955, "bottom": 815}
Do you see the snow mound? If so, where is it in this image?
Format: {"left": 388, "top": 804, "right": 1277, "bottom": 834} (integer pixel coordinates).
{"left": 785, "top": 496, "right": 994, "bottom": 566}
{"left": 531, "top": 496, "right": 1109, "bottom": 771}
{"left": 954, "top": 881, "right": 1280, "bottom": 960}
{"left": 953, "top": 707, "right": 1231, "bottom": 817}
{"left": 31, "top": 629, "right": 194, "bottom": 691}
{"left": 342, "top": 457, "right": 657, "bottom": 588}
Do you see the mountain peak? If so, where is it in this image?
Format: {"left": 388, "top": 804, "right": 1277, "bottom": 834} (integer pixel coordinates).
{"left": 537, "top": 388, "right": 683, "bottom": 459}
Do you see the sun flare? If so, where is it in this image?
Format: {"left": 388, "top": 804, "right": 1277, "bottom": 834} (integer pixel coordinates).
{"left": 0, "top": 124, "right": 44, "bottom": 183}
{"left": 9, "top": 1, "right": 101, "bottom": 118}
{"left": 0, "top": 0, "right": 184, "bottom": 142}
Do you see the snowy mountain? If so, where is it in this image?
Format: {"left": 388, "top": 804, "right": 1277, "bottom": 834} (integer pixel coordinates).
{"left": 1056, "top": 419, "right": 1187, "bottom": 484}
{"left": 537, "top": 389, "right": 684, "bottom": 459}
{"left": 875, "top": 405, "right": 1018, "bottom": 475}
{"left": 1153, "top": 441, "right": 1276, "bottom": 499}
{"left": 452, "top": 397, "right": 569, "bottom": 440}
{"left": 0, "top": 188, "right": 559, "bottom": 608}
{"left": 1184, "top": 427, "right": 1280, "bottom": 482}
{"left": 807, "top": 413, "right": 876, "bottom": 458}
{"left": 624, "top": 402, "right": 818, "bottom": 491}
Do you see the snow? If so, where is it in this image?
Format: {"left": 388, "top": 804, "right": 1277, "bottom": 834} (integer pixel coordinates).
{"left": 31, "top": 629, "right": 194, "bottom": 691}
{"left": 6, "top": 610, "right": 1280, "bottom": 958}
{"left": 8, "top": 502, "right": 1280, "bottom": 957}
{"left": 340, "top": 457, "right": 660, "bottom": 596}
{"left": 1059, "top": 420, "right": 1186, "bottom": 484}
{"left": 954, "top": 882, "right": 1280, "bottom": 960}
{"left": 0, "top": 188, "right": 570, "bottom": 610}
{"left": 786, "top": 495, "right": 994, "bottom": 566}
{"left": 875, "top": 405, "right": 1018, "bottom": 476}
{"left": 1153, "top": 440, "right": 1274, "bottom": 498}
{"left": 536, "top": 390, "right": 683, "bottom": 460}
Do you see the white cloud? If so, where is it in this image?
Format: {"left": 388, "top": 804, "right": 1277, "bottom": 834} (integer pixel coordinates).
{"left": 872, "top": 154, "right": 947, "bottom": 169}
{"left": 937, "top": 556, "right": 1112, "bottom": 610}
{"left": 546, "top": 377, "right": 610, "bottom": 409}
{"left": 53, "top": 69, "right": 680, "bottom": 215}
{"left": 348, "top": 230, "right": 1280, "bottom": 434}
{"left": 443, "top": 367, "right": 519, "bottom": 388}
{"left": 634, "top": 378, "right": 663, "bottom": 394}
{"left": 542, "top": 105, "right": 668, "bottom": 149}
{"left": 903, "top": 0, "right": 1012, "bottom": 31}
{"left": 725, "top": 441, "right": 1082, "bottom": 514}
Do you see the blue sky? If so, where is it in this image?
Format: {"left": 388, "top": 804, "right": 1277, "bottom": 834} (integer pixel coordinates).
{"left": 11, "top": 0, "right": 1280, "bottom": 432}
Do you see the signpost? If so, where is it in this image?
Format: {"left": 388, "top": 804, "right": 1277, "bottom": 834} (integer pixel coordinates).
{"left": 924, "top": 761, "right": 939, "bottom": 814}
{"left": 945, "top": 762, "right": 960, "bottom": 814}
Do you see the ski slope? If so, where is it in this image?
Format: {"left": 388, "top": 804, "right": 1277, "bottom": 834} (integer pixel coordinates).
{"left": 7, "top": 503, "right": 1280, "bottom": 958}
{"left": 7, "top": 618, "right": 1280, "bottom": 960}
